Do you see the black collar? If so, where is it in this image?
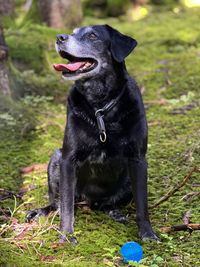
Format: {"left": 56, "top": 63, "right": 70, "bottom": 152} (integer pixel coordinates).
{"left": 95, "top": 85, "right": 126, "bottom": 142}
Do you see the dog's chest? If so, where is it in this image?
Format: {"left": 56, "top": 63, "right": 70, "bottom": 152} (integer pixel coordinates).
{"left": 87, "top": 150, "right": 106, "bottom": 164}
{"left": 77, "top": 151, "right": 128, "bottom": 191}
{"left": 75, "top": 134, "right": 129, "bottom": 197}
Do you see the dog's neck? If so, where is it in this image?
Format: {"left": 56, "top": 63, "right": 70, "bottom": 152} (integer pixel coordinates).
{"left": 75, "top": 63, "right": 128, "bottom": 109}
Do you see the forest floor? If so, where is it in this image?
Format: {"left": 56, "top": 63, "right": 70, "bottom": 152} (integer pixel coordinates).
{"left": 0, "top": 7, "right": 200, "bottom": 267}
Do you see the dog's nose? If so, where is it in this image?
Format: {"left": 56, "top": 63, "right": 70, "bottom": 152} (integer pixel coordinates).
{"left": 56, "top": 34, "right": 68, "bottom": 44}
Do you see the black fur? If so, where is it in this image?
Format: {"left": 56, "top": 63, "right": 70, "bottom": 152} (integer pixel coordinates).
{"left": 26, "top": 25, "right": 158, "bottom": 242}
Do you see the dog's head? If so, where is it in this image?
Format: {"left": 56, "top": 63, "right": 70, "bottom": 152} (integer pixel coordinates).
{"left": 53, "top": 25, "right": 137, "bottom": 81}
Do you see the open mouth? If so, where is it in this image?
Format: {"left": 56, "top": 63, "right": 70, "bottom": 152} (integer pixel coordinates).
{"left": 53, "top": 50, "right": 98, "bottom": 76}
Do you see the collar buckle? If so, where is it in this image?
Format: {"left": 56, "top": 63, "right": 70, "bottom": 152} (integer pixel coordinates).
{"left": 95, "top": 109, "right": 106, "bottom": 142}
{"left": 94, "top": 84, "right": 126, "bottom": 143}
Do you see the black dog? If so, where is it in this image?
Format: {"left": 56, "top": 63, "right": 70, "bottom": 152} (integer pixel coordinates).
{"left": 26, "top": 25, "right": 158, "bottom": 242}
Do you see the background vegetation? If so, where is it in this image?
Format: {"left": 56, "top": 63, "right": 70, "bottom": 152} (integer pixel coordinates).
{"left": 0, "top": 0, "right": 200, "bottom": 266}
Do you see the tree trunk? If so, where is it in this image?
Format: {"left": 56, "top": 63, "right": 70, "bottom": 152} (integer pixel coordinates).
{"left": 0, "top": 0, "right": 14, "bottom": 96}
{"left": 0, "top": 25, "right": 11, "bottom": 96}
{"left": 0, "top": 0, "right": 15, "bottom": 16}
{"left": 38, "top": 0, "right": 82, "bottom": 29}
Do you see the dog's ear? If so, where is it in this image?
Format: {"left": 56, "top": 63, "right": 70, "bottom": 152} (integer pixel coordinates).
{"left": 106, "top": 25, "right": 137, "bottom": 63}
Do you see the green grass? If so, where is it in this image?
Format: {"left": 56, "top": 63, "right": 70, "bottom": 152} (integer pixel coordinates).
{"left": 0, "top": 7, "right": 200, "bottom": 267}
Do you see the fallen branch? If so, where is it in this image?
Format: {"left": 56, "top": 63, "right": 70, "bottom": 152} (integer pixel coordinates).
{"left": 150, "top": 166, "right": 199, "bottom": 209}
{"left": 160, "top": 224, "right": 200, "bottom": 233}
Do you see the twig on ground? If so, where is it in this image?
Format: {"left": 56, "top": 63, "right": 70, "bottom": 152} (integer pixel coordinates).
{"left": 150, "top": 166, "right": 199, "bottom": 209}
{"left": 144, "top": 98, "right": 168, "bottom": 105}
{"left": 0, "top": 188, "right": 22, "bottom": 201}
{"left": 0, "top": 208, "right": 12, "bottom": 221}
{"left": 181, "top": 191, "right": 200, "bottom": 201}
{"left": 21, "top": 163, "right": 47, "bottom": 174}
{"left": 160, "top": 224, "right": 200, "bottom": 233}
{"left": 148, "top": 120, "right": 160, "bottom": 126}
{"left": 0, "top": 185, "right": 36, "bottom": 202}
{"left": 191, "top": 183, "right": 200, "bottom": 187}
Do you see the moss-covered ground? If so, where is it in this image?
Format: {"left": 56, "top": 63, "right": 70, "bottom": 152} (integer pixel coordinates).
{"left": 0, "top": 7, "right": 200, "bottom": 267}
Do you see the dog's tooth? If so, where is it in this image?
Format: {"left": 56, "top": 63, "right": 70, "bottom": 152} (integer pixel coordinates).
{"left": 78, "top": 62, "right": 92, "bottom": 72}
{"left": 85, "top": 62, "right": 92, "bottom": 67}
{"left": 84, "top": 65, "right": 88, "bottom": 69}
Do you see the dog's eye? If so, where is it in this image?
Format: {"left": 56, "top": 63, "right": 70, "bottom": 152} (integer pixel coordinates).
{"left": 89, "top": 33, "right": 97, "bottom": 40}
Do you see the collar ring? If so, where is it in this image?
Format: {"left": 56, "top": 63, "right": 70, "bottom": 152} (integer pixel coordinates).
{"left": 100, "top": 131, "right": 107, "bottom": 143}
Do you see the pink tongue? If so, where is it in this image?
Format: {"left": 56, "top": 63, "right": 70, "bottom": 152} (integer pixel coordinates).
{"left": 53, "top": 62, "right": 85, "bottom": 72}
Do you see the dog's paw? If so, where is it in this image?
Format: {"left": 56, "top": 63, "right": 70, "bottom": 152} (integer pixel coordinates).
{"left": 59, "top": 234, "right": 78, "bottom": 245}
{"left": 138, "top": 221, "right": 160, "bottom": 242}
{"left": 140, "top": 230, "right": 160, "bottom": 242}
{"left": 108, "top": 209, "right": 128, "bottom": 224}
{"left": 25, "top": 209, "right": 42, "bottom": 222}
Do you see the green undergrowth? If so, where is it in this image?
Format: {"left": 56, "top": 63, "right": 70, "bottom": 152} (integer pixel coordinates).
{"left": 5, "top": 23, "right": 72, "bottom": 99}
{"left": 0, "top": 7, "right": 200, "bottom": 267}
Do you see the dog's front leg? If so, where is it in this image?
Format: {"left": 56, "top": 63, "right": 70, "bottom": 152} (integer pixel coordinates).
{"left": 128, "top": 158, "right": 159, "bottom": 241}
{"left": 59, "top": 156, "right": 77, "bottom": 243}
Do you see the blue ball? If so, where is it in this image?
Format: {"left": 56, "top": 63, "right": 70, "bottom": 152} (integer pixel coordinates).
{"left": 120, "top": 241, "right": 143, "bottom": 263}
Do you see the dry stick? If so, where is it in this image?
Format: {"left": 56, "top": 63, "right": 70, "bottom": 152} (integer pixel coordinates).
{"left": 150, "top": 166, "right": 199, "bottom": 209}
{"left": 181, "top": 191, "right": 200, "bottom": 201}
{"left": 21, "top": 163, "right": 48, "bottom": 174}
{"left": 160, "top": 224, "right": 200, "bottom": 233}
{"left": 0, "top": 185, "right": 36, "bottom": 201}
{"left": 144, "top": 98, "right": 168, "bottom": 105}
{"left": 0, "top": 189, "right": 22, "bottom": 201}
